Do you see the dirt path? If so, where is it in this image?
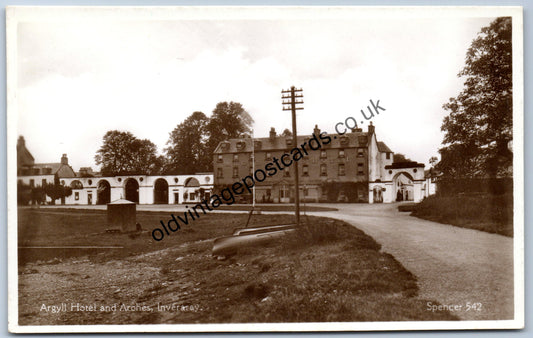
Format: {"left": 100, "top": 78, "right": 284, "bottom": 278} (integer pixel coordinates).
{"left": 310, "top": 203, "right": 515, "bottom": 321}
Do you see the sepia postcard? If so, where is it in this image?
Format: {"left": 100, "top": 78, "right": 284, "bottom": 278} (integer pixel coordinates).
{"left": 7, "top": 6, "right": 524, "bottom": 333}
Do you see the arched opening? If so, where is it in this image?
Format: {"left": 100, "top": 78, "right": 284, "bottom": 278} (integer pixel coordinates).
{"left": 393, "top": 172, "right": 414, "bottom": 202}
{"left": 70, "top": 180, "right": 83, "bottom": 190}
{"left": 184, "top": 177, "right": 200, "bottom": 187}
{"left": 153, "top": 178, "right": 169, "bottom": 204}
{"left": 124, "top": 178, "right": 139, "bottom": 203}
{"left": 183, "top": 177, "right": 200, "bottom": 203}
{"left": 97, "top": 180, "right": 111, "bottom": 205}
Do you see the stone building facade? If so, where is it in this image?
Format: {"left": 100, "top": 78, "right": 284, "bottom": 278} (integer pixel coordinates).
{"left": 213, "top": 124, "right": 431, "bottom": 204}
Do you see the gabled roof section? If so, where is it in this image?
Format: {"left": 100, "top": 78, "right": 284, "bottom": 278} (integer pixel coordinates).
{"left": 22, "top": 162, "right": 77, "bottom": 178}
{"left": 377, "top": 141, "right": 393, "bottom": 153}
{"left": 17, "top": 138, "right": 35, "bottom": 167}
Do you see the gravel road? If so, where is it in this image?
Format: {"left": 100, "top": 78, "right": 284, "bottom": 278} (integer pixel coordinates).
{"left": 310, "top": 203, "right": 515, "bottom": 321}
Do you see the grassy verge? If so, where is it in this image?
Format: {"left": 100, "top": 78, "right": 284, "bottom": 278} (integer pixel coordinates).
{"left": 411, "top": 194, "right": 513, "bottom": 237}
{"left": 209, "top": 204, "right": 337, "bottom": 212}
{"left": 18, "top": 208, "right": 458, "bottom": 324}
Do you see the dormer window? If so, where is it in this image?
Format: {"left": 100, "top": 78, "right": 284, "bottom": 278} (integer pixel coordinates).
{"left": 285, "top": 138, "right": 293, "bottom": 146}
{"left": 221, "top": 142, "right": 230, "bottom": 151}
{"left": 340, "top": 136, "right": 349, "bottom": 146}
{"left": 254, "top": 140, "right": 262, "bottom": 150}
{"left": 236, "top": 141, "right": 246, "bottom": 151}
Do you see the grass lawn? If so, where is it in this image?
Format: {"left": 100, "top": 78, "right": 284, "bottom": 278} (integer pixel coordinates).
{"left": 208, "top": 204, "right": 337, "bottom": 212}
{"left": 17, "top": 208, "right": 457, "bottom": 324}
{"left": 411, "top": 194, "right": 513, "bottom": 237}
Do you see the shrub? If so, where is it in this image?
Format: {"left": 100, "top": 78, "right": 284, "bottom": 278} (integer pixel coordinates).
{"left": 412, "top": 193, "right": 513, "bottom": 236}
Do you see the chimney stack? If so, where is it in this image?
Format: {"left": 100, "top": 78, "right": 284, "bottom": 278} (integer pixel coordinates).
{"left": 313, "top": 124, "right": 321, "bottom": 136}
{"left": 17, "top": 136, "right": 25, "bottom": 147}
{"left": 269, "top": 127, "right": 276, "bottom": 141}
{"left": 368, "top": 122, "right": 375, "bottom": 135}
{"left": 61, "top": 154, "right": 68, "bottom": 165}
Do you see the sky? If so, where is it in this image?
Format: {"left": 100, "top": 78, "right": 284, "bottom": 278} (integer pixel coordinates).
{"left": 12, "top": 7, "right": 498, "bottom": 171}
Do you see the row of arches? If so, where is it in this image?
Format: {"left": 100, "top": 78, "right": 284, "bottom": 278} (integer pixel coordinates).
{"left": 92, "top": 177, "right": 201, "bottom": 205}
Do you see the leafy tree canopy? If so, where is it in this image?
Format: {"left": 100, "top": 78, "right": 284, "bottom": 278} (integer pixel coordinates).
{"left": 95, "top": 130, "right": 162, "bottom": 176}
{"left": 44, "top": 182, "right": 72, "bottom": 205}
{"left": 205, "top": 102, "right": 254, "bottom": 166}
{"left": 281, "top": 128, "right": 292, "bottom": 137}
{"left": 439, "top": 17, "right": 512, "bottom": 178}
{"left": 165, "top": 111, "right": 210, "bottom": 175}
{"left": 393, "top": 153, "right": 412, "bottom": 163}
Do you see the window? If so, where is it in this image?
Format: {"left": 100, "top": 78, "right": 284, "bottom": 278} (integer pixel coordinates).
{"left": 217, "top": 168, "right": 223, "bottom": 178}
{"left": 302, "top": 165, "right": 309, "bottom": 176}
{"left": 357, "top": 149, "right": 364, "bottom": 157}
{"left": 233, "top": 154, "right": 239, "bottom": 162}
{"left": 338, "top": 164, "right": 345, "bottom": 176}
{"left": 280, "top": 185, "right": 290, "bottom": 199}
{"left": 320, "top": 164, "right": 327, "bottom": 176}
{"left": 386, "top": 152, "right": 391, "bottom": 160}
{"left": 190, "top": 192, "right": 196, "bottom": 200}
{"left": 357, "top": 163, "right": 364, "bottom": 175}
{"left": 320, "top": 150, "right": 327, "bottom": 159}
{"left": 75, "top": 192, "right": 79, "bottom": 201}
{"left": 217, "top": 154, "right": 223, "bottom": 163}
{"left": 265, "top": 152, "right": 272, "bottom": 160}
{"left": 284, "top": 169, "right": 290, "bottom": 177}
{"left": 233, "top": 166, "right": 239, "bottom": 178}
{"left": 338, "top": 149, "right": 345, "bottom": 158}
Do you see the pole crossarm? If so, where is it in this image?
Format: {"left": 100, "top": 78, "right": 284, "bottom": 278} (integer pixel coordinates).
{"left": 281, "top": 86, "right": 303, "bottom": 226}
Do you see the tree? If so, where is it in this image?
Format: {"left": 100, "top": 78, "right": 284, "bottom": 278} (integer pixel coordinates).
{"left": 205, "top": 102, "right": 254, "bottom": 169}
{"left": 439, "top": 17, "right": 512, "bottom": 178}
{"left": 429, "top": 156, "right": 438, "bottom": 168}
{"left": 44, "top": 182, "right": 72, "bottom": 205}
{"left": 95, "top": 130, "right": 161, "bottom": 176}
{"left": 165, "top": 111, "right": 210, "bottom": 174}
{"left": 393, "top": 153, "right": 412, "bottom": 163}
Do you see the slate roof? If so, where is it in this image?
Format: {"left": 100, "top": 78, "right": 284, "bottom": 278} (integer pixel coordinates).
{"left": 377, "top": 141, "right": 393, "bottom": 153}
{"left": 214, "top": 130, "right": 375, "bottom": 154}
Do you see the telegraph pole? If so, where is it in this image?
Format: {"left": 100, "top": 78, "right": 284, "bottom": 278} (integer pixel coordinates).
{"left": 282, "top": 86, "right": 303, "bottom": 226}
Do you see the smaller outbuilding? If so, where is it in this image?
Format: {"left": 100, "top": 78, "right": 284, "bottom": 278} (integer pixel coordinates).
{"left": 107, "top": 199, "right": 136, "bottom": 232}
